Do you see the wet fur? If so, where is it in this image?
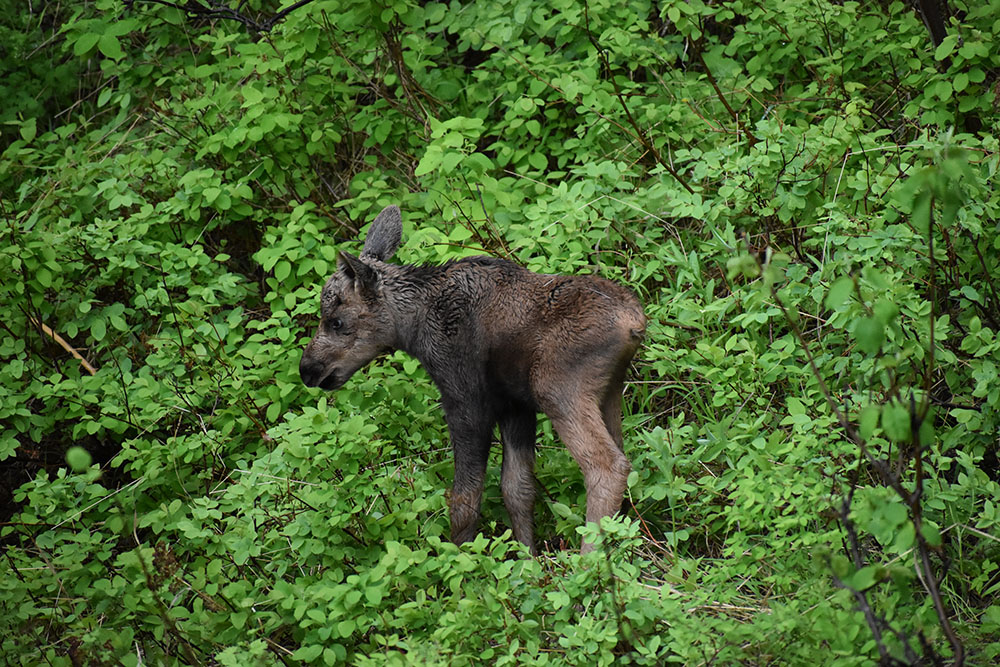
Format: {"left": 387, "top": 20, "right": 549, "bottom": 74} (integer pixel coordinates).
{"left": 300, "top": 206, "right": 645, "bottom": 554}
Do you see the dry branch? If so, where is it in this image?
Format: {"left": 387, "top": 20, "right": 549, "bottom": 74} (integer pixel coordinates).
{"left": 29, "top": 316, "right": 97, "bottom": 375}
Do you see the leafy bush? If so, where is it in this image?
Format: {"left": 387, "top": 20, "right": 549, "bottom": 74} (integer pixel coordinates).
{"left": 2, "top": 0, "right": 999, "bottom": 664}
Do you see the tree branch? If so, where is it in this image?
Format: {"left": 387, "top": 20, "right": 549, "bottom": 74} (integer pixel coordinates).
{"left": 125, "top": 0, "right": 319, "bottom": 34}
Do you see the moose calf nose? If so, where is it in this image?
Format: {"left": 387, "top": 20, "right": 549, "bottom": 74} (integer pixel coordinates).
{"left": 300, "top": 354, "right": 322, "bottom": 387}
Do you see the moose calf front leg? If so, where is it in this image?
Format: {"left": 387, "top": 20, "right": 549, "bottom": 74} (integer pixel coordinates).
{"left": 445, "top": 412, "right": 492, "bottom": 545}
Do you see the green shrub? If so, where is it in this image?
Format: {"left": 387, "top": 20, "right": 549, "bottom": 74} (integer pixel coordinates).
{"left": 2, "top": 0, "right": 998, "bottom": 663}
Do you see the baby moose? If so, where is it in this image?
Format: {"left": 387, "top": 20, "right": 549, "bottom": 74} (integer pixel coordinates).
{"left": 299, "top": 205, "right": 645, "bottom": 554}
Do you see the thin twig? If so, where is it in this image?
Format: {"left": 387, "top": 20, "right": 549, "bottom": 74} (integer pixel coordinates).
{"left": 28, "top": 316, "right": 97, "bottom": 375}
{"left": 690, "top": 40, "right": 758, "bottom": 147}
{"left": 582, "top": 3, "right": 695, "bottom": 194}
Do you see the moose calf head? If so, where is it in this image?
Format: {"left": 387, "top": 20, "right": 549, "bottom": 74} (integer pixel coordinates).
{"left": 299, "top": 206, "right": 403, "bottom": 391}
{"left": 301, "top": 205, "right": 645, "bottom": 554}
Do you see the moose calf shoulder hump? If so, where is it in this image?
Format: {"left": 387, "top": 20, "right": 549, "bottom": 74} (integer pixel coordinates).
{"left": 300, "top": 205, "right": 645, "bottom": 554}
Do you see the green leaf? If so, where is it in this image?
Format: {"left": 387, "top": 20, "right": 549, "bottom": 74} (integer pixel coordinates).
{"left": 448, "top": 225, "right": 473, "bottom": 242}
{"left": 829, "top": 553, "right": 850, "bottom": 579}
{"left": 20, "top": 118, "right": 37, "bottom": 143}
{"left": 893, "top": 521, "right": 915, "bottom": 552}
{"left": 337, "top": 619, "right": 356, "bottom": 637}
{"left": 465, "top": 152, "right": 493, "bottom": 176}
{"left": 825, "top": 276, "right": 854, "bottom": 309}
{"left": 911, "top": 189, "right": 932, "bottom": 236}
{"left": 242, "top": 86, "right": 264, "bottom": 106}
{"left": 36, "top": 267, "right": 52, "bottom": 288}
{"left": 933, "top": 79, "right": 952, "bottom": 101}
{"left": 858, "top": 405, "right": 881, "bottom": 440}
{"left": 917, "top": 413, "right": 935, "bottom": 445}
{"left": 960, "top": 285, "right": 981, "bottom": 303}
{"left": 73, "top": 32, "right": 101, "bottom": 56}
{"left": 291, "top": 645, "right": 324, "bottom": 662}
{"left": 934, "top": 35, "right": 957, "bottom": 61}
{"left": 97, "top": 86, "right": 114, "bottom": 107}
{"left": 920, "top": 522, "right": 942, "bottom": 548}
{"left": 848, "top": 565, "right": 884, "bottom": 591}
{"left": 440, "top": 151, "right": 463, "bottom": 173}
{"left": 872, "top": 299, "right": 898, "bottom": 326}
{"left": 546, "top": 590, "right": 571, "bottom": 608}
{"left": 883, "top": 502, "right": 907, "bottom": 527}
{"left": 274, "top": 260, "right": 291, "bottom": 282}
{"left": 528, "top": 152, "right": 548, "bottom": 170}
{"left": 365, "top": 587, "right": 383, "bottom": 605}
{"left": 726, "top": 254, "right": 759, "bottom": 280}
{"left": 881, "top": 402, "right": 912, "bottom": 443}
{"left": 982, "top": 605, "right": 1000, "bottom": 633}
{"left": 98, "top": 33, "right": 124, "bottom": 60}
{"left": 325, "top": 645, "right": 348, "bottom": 663}
{"left": 66, "top": 446, "right": 92, "bottom": 472}
{"left": 91, "top": 318, "right": 107, "bottom": 342}
{"left": 854, "top": 317, "right": 884, "bottom": 355}
{"left": 414, "top": 147, "right": 442, "bottom": 176}
{"left": 953, "top": 72, "right": 969, "bottom": 92}
{"left": 787, "top": 396, "right": 805, "bottom": 416}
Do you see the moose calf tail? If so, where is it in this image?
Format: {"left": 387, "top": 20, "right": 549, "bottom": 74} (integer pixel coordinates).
{"left": 626, "top": 304, "right": 647, "bottom": 344}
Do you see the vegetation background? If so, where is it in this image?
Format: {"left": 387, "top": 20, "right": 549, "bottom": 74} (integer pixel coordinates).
{"left": 1, "top": 0, "right": 999, "bottom": 664}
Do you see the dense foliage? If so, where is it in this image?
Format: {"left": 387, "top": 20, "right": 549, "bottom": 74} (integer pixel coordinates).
{"left": 2, "top": 0, "right": 999, "bottom": 663}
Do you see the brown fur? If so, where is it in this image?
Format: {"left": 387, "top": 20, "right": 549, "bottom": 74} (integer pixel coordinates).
{"left": 300, "top": 205, "right": 645, "bottom": 554}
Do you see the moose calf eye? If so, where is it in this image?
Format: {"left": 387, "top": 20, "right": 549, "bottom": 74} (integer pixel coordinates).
{"left": 330, "top": 317, "right": 343, "bottom": 331}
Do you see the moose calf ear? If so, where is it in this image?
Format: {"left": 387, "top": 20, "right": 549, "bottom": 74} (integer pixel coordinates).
{"left": 360, "top": 205, "right": 402, "bottom": 261}
{"left": 338, "top": 252, "right": 380, "bottom": 297}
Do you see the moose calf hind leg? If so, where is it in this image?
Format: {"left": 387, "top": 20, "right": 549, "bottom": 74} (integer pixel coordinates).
{"left": 499, "top": 411, "right": 538, "bottom": 554}
{"left": 546, "top": 402, "right": 631, "bottom": 553}
{"left": 600, "top": 377, "right": 626, "bottom": 452}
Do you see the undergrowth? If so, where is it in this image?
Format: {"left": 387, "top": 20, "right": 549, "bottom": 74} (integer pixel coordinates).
{"left": 1, "top": 0, "right": 999, "bottom": 664}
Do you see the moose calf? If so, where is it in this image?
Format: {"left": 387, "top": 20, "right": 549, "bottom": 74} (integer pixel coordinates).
{"left": 300, "top": 205, "right": 645, "bottom": 554}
